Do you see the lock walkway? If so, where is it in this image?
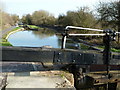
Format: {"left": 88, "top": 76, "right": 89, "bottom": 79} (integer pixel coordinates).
{"left": 0, "top": 62, "right": 75, "bottom": 89}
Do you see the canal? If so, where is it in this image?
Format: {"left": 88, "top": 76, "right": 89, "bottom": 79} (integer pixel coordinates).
{"left": 8, "top": 28, "right": 80, "bottom": 49}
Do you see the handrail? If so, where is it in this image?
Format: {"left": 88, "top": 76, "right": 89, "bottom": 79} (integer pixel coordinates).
{"left": 66, "top": 26, "right": 120, "bottom": 35}
{"left": 69, "top": 34, "right": 105, "bottom": 36}
{"left": 66, "top": 26, "right": 103, "bottom": 32}
{"left": 116, "top": 32, "right": 120, "bottom": 34}
{"left": 62, "top": 26, "right": 120, "bottom": 49}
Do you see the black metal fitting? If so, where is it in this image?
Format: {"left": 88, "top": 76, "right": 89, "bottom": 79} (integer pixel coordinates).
{"left": 61, "top": 32, "right": 69, "bottom": 37}
{"left": 103, "top": 29, "right": 116, "bottom": 41}
{"left": 61, "top": 29, "right": 69, "bottom": 49}
{"left": 103, "top": 29, "right": 113, "bottom": 34}
{"left": 103, "top": 29, "right": 112, "bottom": 77}
{"left": 103, "top": 29, "right": 116, "bottom": 65}
{"left": 111, "top": 31, "right": 116, "bottom": 41}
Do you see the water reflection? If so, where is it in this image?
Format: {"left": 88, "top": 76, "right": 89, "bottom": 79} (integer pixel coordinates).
{"left": 8, "top": 29, "right": 59, "bottom": 48}
{"left": 8, "top": 28, "right": 80, "bottom": 49}
{"left": 32, "top": 28, "right": 56, "bottom": 39}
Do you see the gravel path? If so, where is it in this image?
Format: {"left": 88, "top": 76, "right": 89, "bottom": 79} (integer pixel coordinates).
{"left": 1, "top": 26, "right": 16, "bottom": 37}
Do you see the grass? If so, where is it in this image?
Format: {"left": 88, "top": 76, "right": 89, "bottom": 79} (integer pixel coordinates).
{"left": 1, "top": 27, "right": 22, "bottom": 46}
{"left": 1, "top": 38, "right": 12, "bottom": 46}
{"left": 81, "top": 44, "right": 120, "bottom": 53}
{"left": 81, "top": 44, "right": 89, "bottom": 50}
{"left": 111, "top": 48, "right": 120, "bottom": 53}
{"left": 27, "top": 25, "right": 39, "bottom": 29}
{"left": 27, "top": 25, "right": 44, "bottom": 30}
{"left": 0, "top": 41, "right": 12, "bottom": 46}
{"left": 95, "top": 46, "right": 120, "bottom": 53}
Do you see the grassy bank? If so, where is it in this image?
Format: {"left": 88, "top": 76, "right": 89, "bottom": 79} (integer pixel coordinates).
{"left": 27, "top": 25, "right": 44, "bottom": 30}
{"left": 1, "top": 39, "right": 12, "bottom": 46}
{"left": 94, "top": 46, "right": 120, "bottom": 53}
{"left": 79, "top": 43, "right": 120, "bottom": 53}
{"left": 27, "top": 25, "right": 39, "bottom": 29}
{"left": 1, "top": 27, "right": 23, "bottom": 46}
{"left": 111, "top": 48, "right": 120, "bottom": 53}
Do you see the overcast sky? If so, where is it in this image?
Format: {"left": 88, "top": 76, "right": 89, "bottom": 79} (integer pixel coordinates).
{"left": 2, "top": 0, "right": 116, "bottom": 18}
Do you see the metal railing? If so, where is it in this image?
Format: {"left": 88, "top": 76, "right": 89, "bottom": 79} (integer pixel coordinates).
{"left": 62, "top": 26, "right": 120, "bottom": 90}
{"left": 62, "top": 26, "right": 120, "bottom": 49}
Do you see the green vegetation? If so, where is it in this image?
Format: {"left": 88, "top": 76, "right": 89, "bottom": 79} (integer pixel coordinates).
{"left": 21, "top": 10, "right": 56, "bottom": 26}
{"left": 1, "top": 27, "right": 22, "bottom": 46}
{"left": 81, "top": 44, "right": 120, "bottom": 53}
{"left": 27, "top": 25, "right": 39, "bottom": 29}
{"left": 10, "top": 27, "right": 22, "bottom": 32}
{"left": 57, "top": 7, "right": 97, "bottom": 29}
{"left": 111, "top": 48, "right": 120, "bottom": 53}
{"left": 21, "top": 14, "right": 32, "bottom": 25}
{"left": 81, "top": 44, "right": 89, "bottom": 50}
{"left": 95, "top": 46, "right": 120, "bottom": 53}
{"left": 0, "top": 40, "right": 12, "bottom": 46}
{"left": 1, "top": 37, "right": 12, "bottom": 46}
{"left": 26, "top": 25, "right": 45, "bottom": 30}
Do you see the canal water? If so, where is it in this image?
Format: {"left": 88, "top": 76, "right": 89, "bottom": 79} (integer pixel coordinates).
{"left": 8, "top": 29, "right": 80, "bottom": 49}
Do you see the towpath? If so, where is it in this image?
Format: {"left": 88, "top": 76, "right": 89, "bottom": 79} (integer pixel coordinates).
{"left": 0, "top": 26, "right": 16, "bottom": 40}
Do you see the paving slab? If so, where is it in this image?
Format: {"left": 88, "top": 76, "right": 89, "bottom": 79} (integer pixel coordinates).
{"left": 2, "top": 71, "right": 75, "bottom": 89}
{"left": 1, "top": 62, "right": 75, "bottom": 89}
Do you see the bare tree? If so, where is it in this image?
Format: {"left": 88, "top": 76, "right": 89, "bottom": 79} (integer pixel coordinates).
{"left": 11, "top": 14, "right": 19, "bottom": 24}
{"left": 97, "top": 1, "right": 120, "bottom": 42}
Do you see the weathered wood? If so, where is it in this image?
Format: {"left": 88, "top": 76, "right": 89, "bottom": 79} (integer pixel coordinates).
{"left": 2, "top": 46, "right": 120, "bottom": 65}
